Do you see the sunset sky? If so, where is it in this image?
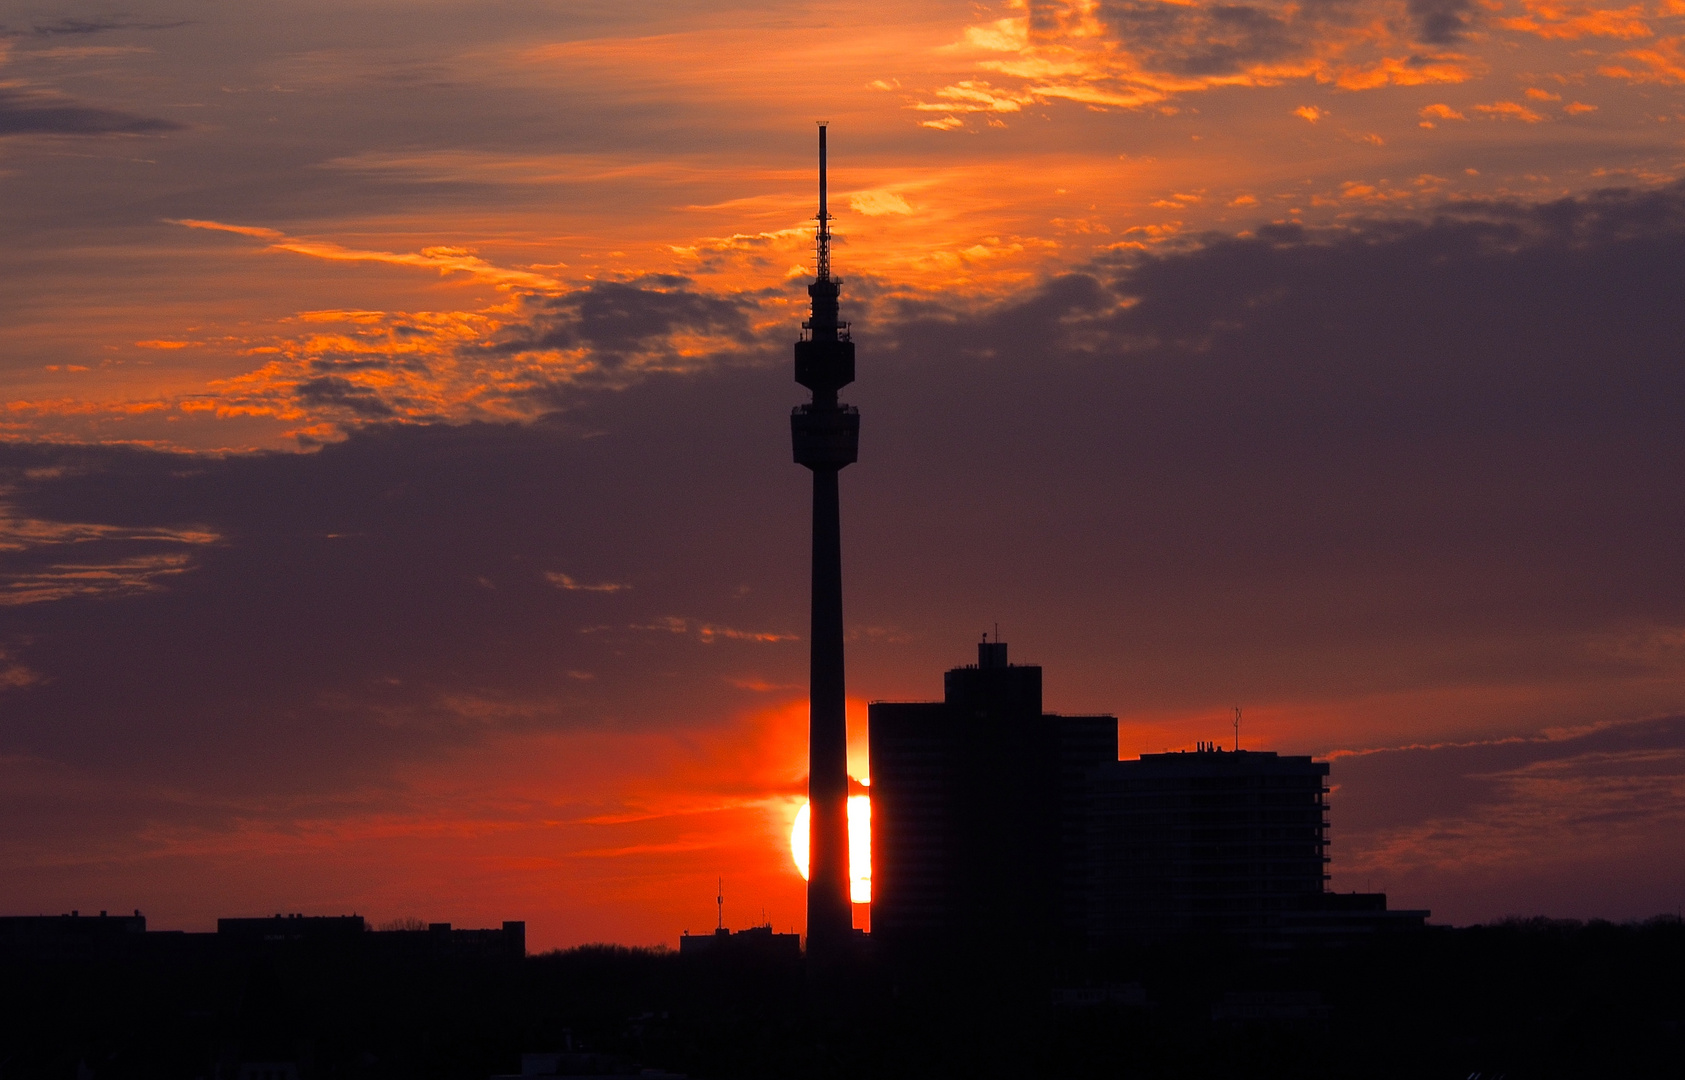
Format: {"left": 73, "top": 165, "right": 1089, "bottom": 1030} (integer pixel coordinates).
{"left": 3, "top": 0, "right": 1685, "bottom": 949}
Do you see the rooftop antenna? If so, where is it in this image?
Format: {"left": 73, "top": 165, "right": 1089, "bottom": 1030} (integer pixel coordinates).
{"left": 716, "top": 877, "right": 723, "bottom": 932}
{"left": 1233, "top": 706, "right": 1241, "bottom": 752}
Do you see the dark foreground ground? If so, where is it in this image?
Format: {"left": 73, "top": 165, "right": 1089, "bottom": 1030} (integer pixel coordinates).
{"left": 1, "top": 918, "right": 1680, "bottom": 1079}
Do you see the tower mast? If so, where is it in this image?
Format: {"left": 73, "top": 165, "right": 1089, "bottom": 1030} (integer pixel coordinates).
{"left": 791, "top": 122, "right": 858, "bottom": 958}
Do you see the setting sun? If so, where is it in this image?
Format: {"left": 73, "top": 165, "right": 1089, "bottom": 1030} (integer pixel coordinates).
{"left": 791, "top": 794, "right": 871, "bottom": 904}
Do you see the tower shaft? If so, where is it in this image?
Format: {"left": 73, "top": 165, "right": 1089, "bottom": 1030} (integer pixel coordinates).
{"left": 806, "top": 467, "right": 852, "bottom": 953}
{"left": 790, "top": 123, "right": 857, "bottom": 957}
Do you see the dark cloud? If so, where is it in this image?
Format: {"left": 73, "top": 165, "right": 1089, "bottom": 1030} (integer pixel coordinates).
{"left": 497, "top": 280, "right": 760, "bottom": 369}
{"left": 1097, "top": 0, "right": 1306, "bottom": 76}
{"left": 1049, "top": 0, "right": 1474, "bottom": 79}
{"left": 1328, "top": 717, "right": 1685, "bottom": 920}
{"left": 0, "top": 86, "right": 184, "bottom": 137}
{"left": 5, "top": 182, "right": 1685, "bottom": 921}
{"left": 295, "top": 375, "right": 402, "bottom": 418}
{"left": 1332, "top": 717, "right": 1685, "bottom": 834}
{"left": 1406, "top": 0, "right": 1474, "bottom": 43}
{"left": 0, "top": 16, "right": 190, "bottom": 37}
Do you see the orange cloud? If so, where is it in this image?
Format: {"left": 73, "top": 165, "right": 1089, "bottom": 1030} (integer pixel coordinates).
{"left": 917, "top": 0, "right": 1479, "bottom": 124}
{"left": 1421, "top": 103, "right": 1469, "bottom": 120}
{"left": 1600, "top": 36, "right": 1685, "bottom": 81}
{"left": 1474, "top": 100, "right": 1549, "bottom": 120}
{"left": 173, "top": 219, "right": 562, "bottom": 291}
{"left": 1498, "top": 0, "right": 1654, "bottom": 39}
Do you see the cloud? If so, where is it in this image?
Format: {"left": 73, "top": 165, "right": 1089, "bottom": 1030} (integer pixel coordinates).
{"left": 1407, "top": 0, "right": 1477, "bottom": 43}
{"left": 1328, "top": 717, "right": 1685, "bottom": 921}
{"left": 5, "top": 17, "right": 191, "bottom": 37}
{"left": 294, "top": 375, "right": 402, "bottom": 419}
{"left": 849, "top": 189, "right": 914, "bottom": 216}
{"left": 0, "top": 551, "right": 198, "bottom": 607}
{"left": 1600, "top": 36, "right": 1685, "bottom": 83}
{"left": 916, "top": 0, "right": 1480, "bottom": 121}
{"left": 1098, "top": 0, "right": 1309, "bottom": 77}
{"left": 491, "top": 280, "right": 764, "bottom": 375}
{"left": 1473, "top": 99, "right": 1548, "bottom": 120}
{"left": 0, "top": 504, "right": 219, "bottom": 606}
{"left": 546, "top": 572, "right": 630, "bottom": 593}
{"left": 171, "top": 220, "right": 561, "bottom": 290}
{"left": 0, "top": 85, "right": 183, "bottom": 136}
{"left": 1498, "top": 0, "right": 1655, "bottom": 40}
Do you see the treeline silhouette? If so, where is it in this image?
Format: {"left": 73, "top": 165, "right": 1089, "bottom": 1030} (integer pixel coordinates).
{"left": 0, "top": 917, "right": 1679, "bottom": 1079}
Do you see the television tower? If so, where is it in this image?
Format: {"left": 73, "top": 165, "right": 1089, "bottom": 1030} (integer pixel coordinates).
{"left": 791, "top": 122, "right": 858, "bottom": 957}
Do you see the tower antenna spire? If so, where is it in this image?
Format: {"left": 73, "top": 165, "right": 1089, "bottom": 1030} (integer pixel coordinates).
{"left": 816, "top": 121, "right": 831, "bottom": 283}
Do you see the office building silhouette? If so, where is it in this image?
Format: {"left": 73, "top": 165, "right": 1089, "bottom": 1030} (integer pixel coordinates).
{"left": 1087, "top": 748, "right": 1330, "bottom": 938}
{"left": 868, "top": 638, "right": 1116, "bottom": 946}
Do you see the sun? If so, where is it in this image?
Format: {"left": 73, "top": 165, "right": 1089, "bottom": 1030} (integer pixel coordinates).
{"left": 790, "top": 792, "right": 871, "bottom": 904}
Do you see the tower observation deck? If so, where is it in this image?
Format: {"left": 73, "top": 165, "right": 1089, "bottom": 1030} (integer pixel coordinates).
{"left": 792, "top": 123, "right": 858, "bottom": 958}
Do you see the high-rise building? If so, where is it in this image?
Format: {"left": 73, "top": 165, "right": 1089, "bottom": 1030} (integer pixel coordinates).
{"left": 1087, "top": 749, "right": 1431, "bottom": 941}
{"left": 790, "top": 124, "right": 858, "bottom": 957}
{"left": 1086, "top": 748, "right": 1331, "bottom": 939}
{"left": 868, "top": 639, "right": 1117, "bottom": 946}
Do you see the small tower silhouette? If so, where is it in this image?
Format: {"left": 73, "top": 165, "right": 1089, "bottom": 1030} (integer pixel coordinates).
{"left": 791, "top": 122, "right": 858, "bottom": 958}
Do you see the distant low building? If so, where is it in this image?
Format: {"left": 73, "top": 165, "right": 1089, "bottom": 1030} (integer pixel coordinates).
{"left": 677, "top": 924, "right": 800, "bottom": 960}
{"left": 217, "top": 914, "right": 368, "bottom": 947}
{"left": 0, "top": 911, "right": 526, "bottom": 962}
{"left": 371, "top": 920, "right": 527, "bottom": 961}
{"left": 491, "top": 1050, "right": 687, "bottom": 1078}
{"left": 0, "top": 910, "right": 147, "bottom": 957}
{"left": 216, "top": 914, "right": 525, "bottom": 958}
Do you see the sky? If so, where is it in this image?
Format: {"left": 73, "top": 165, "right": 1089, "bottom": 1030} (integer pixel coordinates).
{"left": 2, "top": 0, "right": 1684, "bottom": 949}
